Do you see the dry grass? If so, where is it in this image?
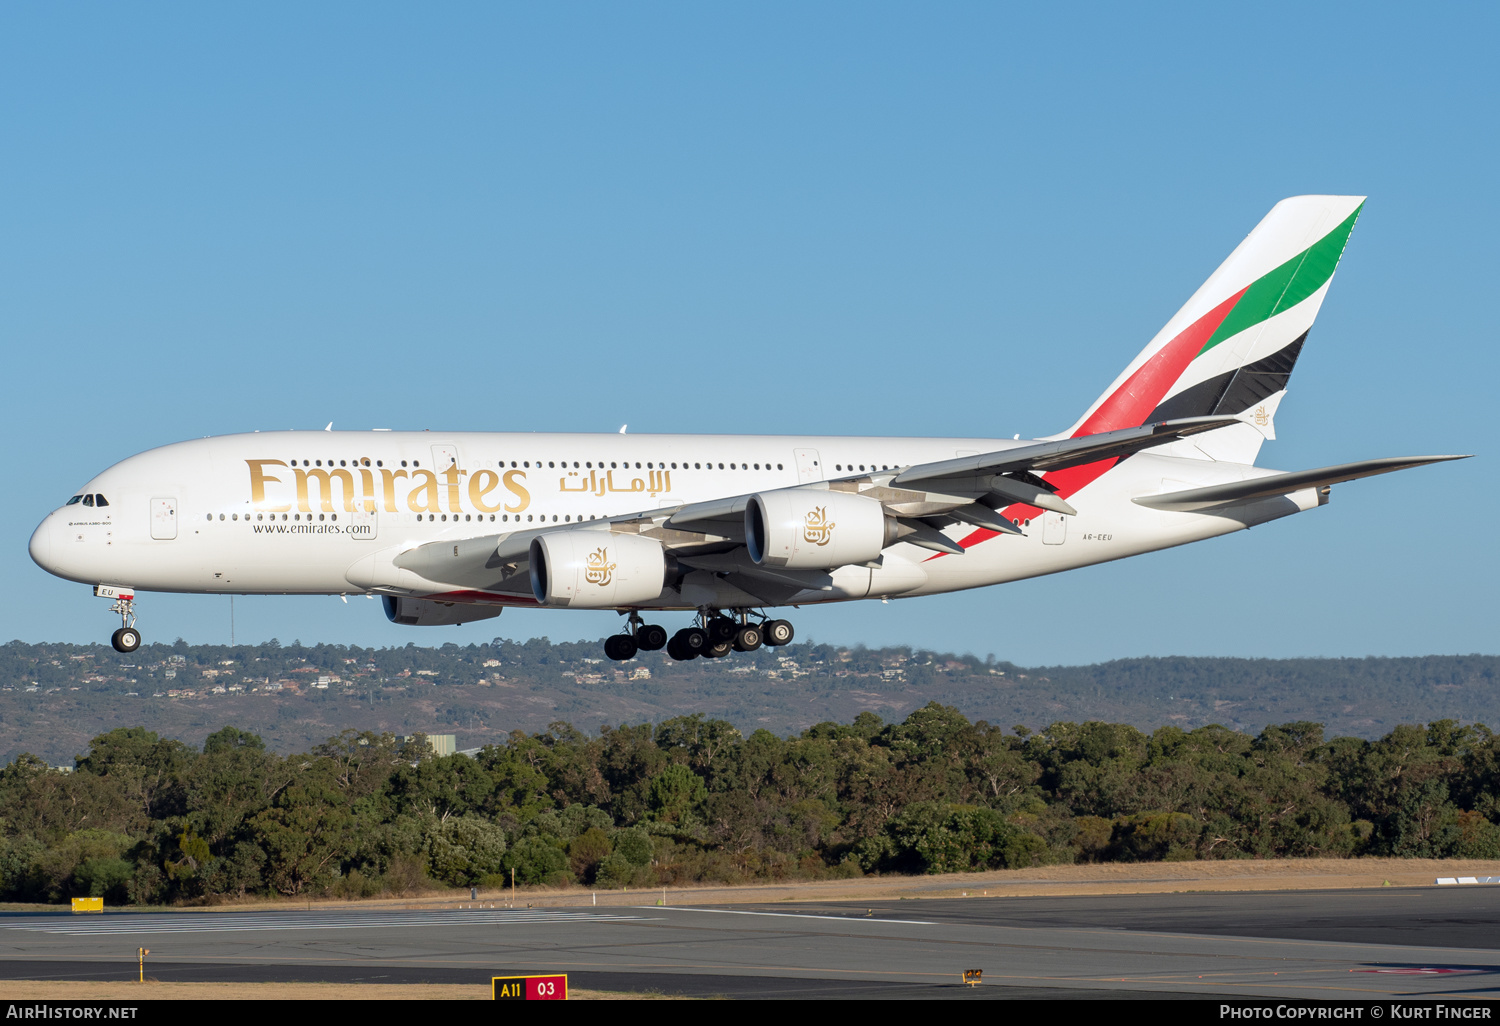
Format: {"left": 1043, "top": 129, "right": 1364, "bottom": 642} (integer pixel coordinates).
{"left": 7, "top": 857, "right": 1497, "bottom": 918}
{"left": 194, "top": 857, "right": 1500, "bottom": 910}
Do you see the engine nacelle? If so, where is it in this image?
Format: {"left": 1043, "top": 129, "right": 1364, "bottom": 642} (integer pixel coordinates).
{"left": 529, "top": 531, "right": 668, "bottom": 608}
{"left": 383, "top": 596, "right": 503, "bottom": 627}
{"left": 746, "top": 489, "right": 895, "bottom": 568}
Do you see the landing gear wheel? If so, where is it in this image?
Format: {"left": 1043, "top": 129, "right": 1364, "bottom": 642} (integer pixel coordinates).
{"left": 603, "top": 634, "right": 638, "bottom": 661}
{"left": 111, "top": 627, "right": 141, "bottom": 654}
{"left": 732, "top": 624, "right": 763, "bottom": 652}
{"left": 706, "top": 616, "right": 738, "bottom": 644}
{"left": 668, "top": 626, "right": 707, "bottom": 661}
{"left": 634, "top": 623, "right": 668, "bottom": 651}
{"left": 763, "top": 619, "right": 794, "bottom": 646}
{"left": 703, "top": 639, "right": 733, "bottom": 658}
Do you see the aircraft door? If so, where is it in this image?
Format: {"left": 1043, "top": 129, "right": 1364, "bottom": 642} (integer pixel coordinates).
{"left": 431, "top": 445, "right": 459, "bottom": 473}
{"left": 347, "top": 509, "right": 378, "bottom": 540}
{"left": 151, "top": 497, "right": 178, "bottom": 540}
{"left": 1042, "top": 511, "right": 1066, "bottom": 545}
{"left": 793, "top": 448, "right": 823, "bottom": 483}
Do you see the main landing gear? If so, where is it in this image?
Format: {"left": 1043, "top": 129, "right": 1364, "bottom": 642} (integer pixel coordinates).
{"left": 602, "top": 609, "right": 795, "bottom": 663}
{"left": 104, "top": 591, "right": 141, "bottom": 653}
{"left": 603, "top": 612, "right": 669, "bottom": 662}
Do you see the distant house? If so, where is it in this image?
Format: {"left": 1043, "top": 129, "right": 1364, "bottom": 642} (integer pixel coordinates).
{"left": 399, "top": 734, "right": 457, "bottom": 757}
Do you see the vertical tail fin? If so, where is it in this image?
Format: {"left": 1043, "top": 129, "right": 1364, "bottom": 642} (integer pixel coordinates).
{"left": 1062, "top": 196, "right": 1365, "bottom": 456}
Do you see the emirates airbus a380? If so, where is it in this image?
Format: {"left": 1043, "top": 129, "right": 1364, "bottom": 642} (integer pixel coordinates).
{"left": 29, "top": 196, "right": 1467, "bottom": 660}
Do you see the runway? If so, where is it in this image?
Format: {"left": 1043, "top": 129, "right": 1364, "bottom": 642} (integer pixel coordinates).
{"left": 3, "top": 887, "right": 1499, "bottom": 1000}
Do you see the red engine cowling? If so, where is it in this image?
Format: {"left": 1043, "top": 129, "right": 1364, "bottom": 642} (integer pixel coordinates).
{"left": 529, "top": 531, "right": 668, "bottom": 608}
{"left": 745, "top": 489, "right": 895, "bottom": 569}
{"left": 383, "top": 596, "right": 503, "bottom": 627}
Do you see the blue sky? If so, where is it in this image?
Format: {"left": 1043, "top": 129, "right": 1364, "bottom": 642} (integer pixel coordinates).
{"left": 3, "top": 3, "right": 1495, "bottom": 664}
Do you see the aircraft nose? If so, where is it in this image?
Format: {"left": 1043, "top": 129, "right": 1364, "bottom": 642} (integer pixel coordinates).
{"left": 29, "top": 515, "right": 54, "bottom": 573}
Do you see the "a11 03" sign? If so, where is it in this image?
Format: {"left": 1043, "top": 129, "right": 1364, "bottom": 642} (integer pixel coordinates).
{"left": 493, "top": 974, "right": 567, "bottom": 1000}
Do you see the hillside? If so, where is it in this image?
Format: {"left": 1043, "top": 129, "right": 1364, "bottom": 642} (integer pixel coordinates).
{"left": 0, "top": 638, "right": 1494, "bottom": 764}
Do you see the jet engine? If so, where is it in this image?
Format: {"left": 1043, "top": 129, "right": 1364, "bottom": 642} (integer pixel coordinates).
{"left": 383, "top": 596, "right": 503, "bottom": 627}
{"left": 746, "top": 489, "right": 896, "bottom": 569}
{"left": 529, "top": 531, "right": 669, "bottom": 608}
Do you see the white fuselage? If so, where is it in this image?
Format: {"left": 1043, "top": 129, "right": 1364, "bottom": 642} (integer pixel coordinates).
{"left": 29, "top": 430, "right": 1317, "bottom": 611}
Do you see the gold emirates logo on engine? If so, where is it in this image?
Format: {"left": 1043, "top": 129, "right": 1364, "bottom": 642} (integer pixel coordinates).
{"left": 584, "top": 547, "right": 615, "bottom": 587}
{"left": 803, "top": 506, "right": 835, "bottom": 546}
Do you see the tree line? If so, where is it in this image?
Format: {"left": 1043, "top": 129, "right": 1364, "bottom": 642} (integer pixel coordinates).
{"left": 3, "top": 705, "right": 1499, "bottom": 906}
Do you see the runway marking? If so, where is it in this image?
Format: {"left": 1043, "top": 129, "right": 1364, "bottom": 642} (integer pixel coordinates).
{"left": 0, "top": 909, "right": 660, "bottom": 936}
{"left": 653, "top": 907, "right": 937, "bottom": 926}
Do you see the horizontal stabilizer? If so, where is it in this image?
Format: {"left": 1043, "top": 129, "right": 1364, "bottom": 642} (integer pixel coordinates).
{"left": 1133, "top": 455, "right": 1472, "bottom": 512}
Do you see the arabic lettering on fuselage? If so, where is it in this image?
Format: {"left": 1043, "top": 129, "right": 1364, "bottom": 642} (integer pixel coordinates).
{"left": 244, "top": 460, "right": 675, "bottom": 516}
{"left": 558, "top": 469, "right": 670, "bottom": 497}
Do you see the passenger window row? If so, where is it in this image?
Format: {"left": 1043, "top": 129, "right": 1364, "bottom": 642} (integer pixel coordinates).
{"left": 493, "top": 460, "right": 784, "bottom": 470}
{"left": 207, "top": 512, "right": 338, "bottom": 522}
{"left": 202, "top": 511, "right": 617, "bottom": 525}
{"left": 280, "top": 457, "right": 793, "bottom": 472}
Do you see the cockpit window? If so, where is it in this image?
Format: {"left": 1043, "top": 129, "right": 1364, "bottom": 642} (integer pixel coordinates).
{"left": 65, "top": 495, "right": 83, "bottom": 505}
{"left": 82, "top": 495, "right": 94, "bottom": 507}
{"left": 94, "top": 494, "right": 109, "bottom": 507}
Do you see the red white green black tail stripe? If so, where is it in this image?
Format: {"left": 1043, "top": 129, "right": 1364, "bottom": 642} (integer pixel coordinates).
{"left": 1068, "top": 195, "right": 1364, "bottom": 436}
{"left": 947, "top": 195, "right": 1366, "bottom": 555}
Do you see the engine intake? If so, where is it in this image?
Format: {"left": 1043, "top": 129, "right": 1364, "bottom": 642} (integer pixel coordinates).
{"left": 746, "top": 490, "right": 895, "bottom": 569}
{"left": 383, "top": 596, "right": 503, "bottom": 627}
{"left": 529, "top": 531, "right": 668, "bottom": 608}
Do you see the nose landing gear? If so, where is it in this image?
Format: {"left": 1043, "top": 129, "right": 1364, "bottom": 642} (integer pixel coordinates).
{"left": 99, "top": 587, "right": 141, "bottom": 653}
{"left": 111, "top": 626, "right": 141, "bottom": 654}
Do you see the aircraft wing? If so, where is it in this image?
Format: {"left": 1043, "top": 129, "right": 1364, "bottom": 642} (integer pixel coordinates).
{"left": 888, "top": 416, "right": 1242, "bottom": 489}
{"left": 1132, "top": 455, "right": 1472, "bottom": 512}
{"left": 385, "top": 416, "right": 1258, "bottom": 598}
{"left": 391, "top": 529, "right": 543, "bottom": 597}
{"left": 389, "top": 508, "right": 744, "bottom": 599}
